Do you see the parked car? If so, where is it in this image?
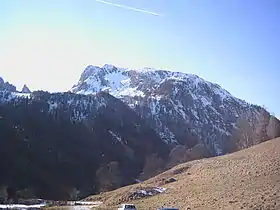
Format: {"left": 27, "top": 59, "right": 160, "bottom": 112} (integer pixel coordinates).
{"left": 118, "top": 203, "right": 137, "bottom": 210}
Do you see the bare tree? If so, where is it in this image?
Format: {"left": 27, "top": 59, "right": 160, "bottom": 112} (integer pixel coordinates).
{"left": 167, "top": 144, "right": 210, "bottom": 168}
{"left": 167, "top": 145, "right": 187, "bottom": 168}
{"left": 140, "top": 154, "right": 164, "bottom": 180}
{"left": 254, "top": 109, "right": 270, "bottom": 144}
{"left": 267, "top": 115, "right": 280, "bottom": 139}
{"left": 184, "top": 144, "right": 210, "bottom": 161}
{"left": 232, "top": 117, "right": 254, "bottom": 150}
{"left": 96, "top": 165, "right": 109, "bottom": 192}
{"left": 0, "top": 185, "right": 8, "bottom": 203}
{"left": 107, "top": 161, "right": 122, "bottom": 189}
{"left": 96, "top": 161, "right": 122, "bottom": 192}
{"left": 68, "top": 188, "right": 80, "bottom": 200}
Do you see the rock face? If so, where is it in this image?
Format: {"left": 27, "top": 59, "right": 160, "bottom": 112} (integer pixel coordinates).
{"left": 71, "top": 64, "right": 264, "bottom": 155}
{"left": 21, "top": 85, "right": 31, "bottom": 93}
{"left": 0, "top": 77, "right": 17, "bottom": 92}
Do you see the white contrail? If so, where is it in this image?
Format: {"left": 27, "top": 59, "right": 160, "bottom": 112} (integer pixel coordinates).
{"left": 95, "top": 0, "right": 163, "bottom": 16}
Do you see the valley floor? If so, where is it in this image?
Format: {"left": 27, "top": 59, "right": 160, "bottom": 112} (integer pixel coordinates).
{"left": 85, "top": 138, "right": 280, "bottom": 210}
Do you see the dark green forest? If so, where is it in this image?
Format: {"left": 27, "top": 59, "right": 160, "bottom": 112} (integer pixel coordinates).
{"left": 0, "top": 91, "right": 169, "bottom": 200}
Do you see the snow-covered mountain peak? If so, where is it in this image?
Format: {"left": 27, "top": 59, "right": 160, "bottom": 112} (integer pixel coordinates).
{"left": 102, "top": 63, "right": 117, "bottom": 70}
{"left": 71, "top": 65, "right": 236, "bottom": 104}
{"left": 80, "top": 65, "right": 102, "bottom": 80}
{"left": 69, "top": 64, "right": 262, "bottom": 154}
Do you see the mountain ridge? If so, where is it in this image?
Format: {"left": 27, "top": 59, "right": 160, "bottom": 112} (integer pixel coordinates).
{"left": 70, "top": 64, "right": 266, "bottom": 155}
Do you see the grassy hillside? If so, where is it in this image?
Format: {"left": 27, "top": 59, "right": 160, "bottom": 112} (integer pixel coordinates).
{"left": 86, "top": 138, "right": 280, "bottom": 210}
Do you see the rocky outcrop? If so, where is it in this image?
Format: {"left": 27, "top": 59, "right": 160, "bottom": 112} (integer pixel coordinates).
{"left": 21, "top": 85, "right": 31, "bottom": 93}
{"left": 0, "top": 77, "right": 16, "bottom": 92}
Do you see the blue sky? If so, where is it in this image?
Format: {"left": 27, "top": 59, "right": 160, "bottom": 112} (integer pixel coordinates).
{"left": 0, "top": 0, "right": 279, "bottom": 116}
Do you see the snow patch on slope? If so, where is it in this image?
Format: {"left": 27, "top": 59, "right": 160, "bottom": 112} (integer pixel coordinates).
{"left": 116, "top": 88, "right": 145, "bottom": 98}
{"left": 135, "top": 187, "right": 166, "bottom": 197}
{"left": 13, "top": 92, "right": 31, "bottom": 98}
{"left": 0, "top": 203, "right": 46, "bottom": 209}
{"left": 200, "top": 96, "right": 211, "bottom": 106}
{"left": 48, "top": 101, "right": 58, "bottom": 112}
{"left": 73, "top": 67, "right": 146, "bottom": 99}
{"left": 108, "top": 130, "right": 122, "bottom": 143}
{"left": 104, "top": 71, "right": 128, "bottom": 91}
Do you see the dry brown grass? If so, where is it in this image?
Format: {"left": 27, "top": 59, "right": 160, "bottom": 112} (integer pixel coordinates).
{"left": 86, "top": 138, "right": 280, "bottom": 210}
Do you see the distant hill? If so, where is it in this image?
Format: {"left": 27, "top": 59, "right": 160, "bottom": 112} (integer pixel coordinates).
{"left": 85, "top": 138, "right": 280, "bottom": 210}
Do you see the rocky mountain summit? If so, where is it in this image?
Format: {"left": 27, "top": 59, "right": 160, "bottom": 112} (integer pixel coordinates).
{"left": 21, "top": 84, "right": 31, "bottom": 93}
{"left": 71, "top": 64, "right": 267, "bottom": 155}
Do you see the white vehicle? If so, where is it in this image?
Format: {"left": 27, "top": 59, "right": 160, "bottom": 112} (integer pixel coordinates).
{"left": 118, "top": 203, "right": 137, "bottom": 210}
